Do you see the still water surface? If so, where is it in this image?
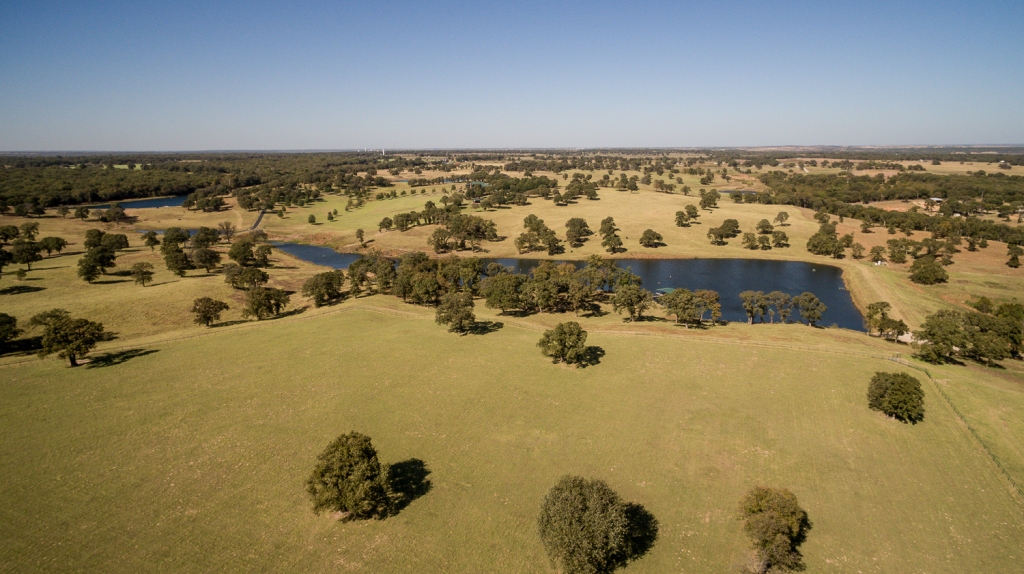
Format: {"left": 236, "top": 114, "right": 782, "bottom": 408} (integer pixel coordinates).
{"left": 271, "top": 243, "right": 865, "bottom": 330}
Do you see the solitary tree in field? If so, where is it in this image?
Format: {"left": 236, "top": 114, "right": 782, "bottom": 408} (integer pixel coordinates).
{"left": 738, "top": 486, "right": 811, "bottom": 574}
{"left": 305, "top": 432, "right": 398, "bottom": 520}
{"left": 191, "top": 297, "right": 230, "bottom": 326}
{"left": 638, "top": 229, "right": 663, "bottom": 248}
{"left": 356, "top": 229, "right": 365, "bottom": 246}
{"left": 435, "top": 291, "right": 475, "bottom": 333}
{"left": 29, "top": 309, "right": 109, "bottom": 367}
{"left": 773, "top": 211, "right": 789, "bottom": 226}
{"left": 756, "top": 219, "right": 774, "bottom": 234}
{"left": 867, "top": 371, "right": 924, "bottom": 423}
{"left": 308, "top": 214, "right": 316, "bottom": 224}
{"left": 131, "top": 262, "right": 154, "bottom": 286}
{"left": 538, "top": 322, "right": 588, "bottom": 364}
{"left": 538, "top": 475, "right": 657, "bottom": 574}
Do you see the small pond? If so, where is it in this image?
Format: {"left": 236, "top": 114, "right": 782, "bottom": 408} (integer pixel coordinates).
{"left": 87, "top": 196, "right": 188, "bottom": 210}
{"left": 271, "top": 243, "right": 864, "bottom": 330}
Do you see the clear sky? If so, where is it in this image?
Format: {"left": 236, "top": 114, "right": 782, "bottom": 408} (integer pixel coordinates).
{"left": 1, "top": 0, "right": 1022, "bottom": 151}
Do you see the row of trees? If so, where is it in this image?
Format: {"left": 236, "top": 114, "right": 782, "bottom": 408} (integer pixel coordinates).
{"left": 738, "top": 291, "right": 826, "bottom": 326}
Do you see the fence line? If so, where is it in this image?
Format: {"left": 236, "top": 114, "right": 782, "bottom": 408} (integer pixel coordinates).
{"left": 886, "top": 356, "right": 1024, "bottom": 502}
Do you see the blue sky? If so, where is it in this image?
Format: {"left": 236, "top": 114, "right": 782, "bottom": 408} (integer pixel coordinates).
{"left": 1, "top": 0, "right": 1022, "bottom": 150}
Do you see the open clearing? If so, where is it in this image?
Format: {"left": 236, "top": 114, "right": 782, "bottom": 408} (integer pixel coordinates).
{"left": 1, "top": 306, "right": 1022, "bottom": 573}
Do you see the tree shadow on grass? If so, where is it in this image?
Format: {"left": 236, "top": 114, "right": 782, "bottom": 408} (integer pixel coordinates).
{"left": 634, "top": 315, "right": 668, "bottom": 323}
{"left": 389, "top": 458, "right": 432, "bottom": 514}
{"left": 268, "top": 306, "right": 308, "bottom": 320}
{"left": 575, "top": 346, "right": 605, "bottom": 368}
{"left": 212, "top": 319, "right": 249, "bottom": 328}
{"left": 0, "top": 285, "right": 45, "bottom": 295}
{"left": 0, "top": 336, "right": 42, "bottom": 357}
{"left": 92, "top": 279, "right": 130, "bottom": 285}
{"left": 618, "top": 502, "right": 659, "bottom": 566}
{"left": 468, "top": 320, "right": 503, "bottom": 335}
{"left": 85, "top": 348, "right": 159, "bottom": 368}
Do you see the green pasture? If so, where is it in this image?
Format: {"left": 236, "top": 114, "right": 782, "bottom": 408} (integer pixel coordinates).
{"left": 1, "top": 309, "right": 1021, "bottom": 573}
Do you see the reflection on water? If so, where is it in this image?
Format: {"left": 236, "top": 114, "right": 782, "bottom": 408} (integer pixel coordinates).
{"left": 271, "top": 242, "right": 865, "bottom": 330}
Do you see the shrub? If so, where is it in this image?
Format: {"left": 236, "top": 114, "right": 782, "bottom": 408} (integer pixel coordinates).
{"left": 305, "top": 432, "right": 397, "bottom": 519}
{"left": 867, "top": 372, "right": 924, "bottom": 423}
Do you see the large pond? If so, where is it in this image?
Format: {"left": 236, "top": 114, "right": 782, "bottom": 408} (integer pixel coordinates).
{"left": 87, "top": 196, "right": 188, "bottom": 210}
{"left": 272, "top": 243, "right": 864, "bottom": 330}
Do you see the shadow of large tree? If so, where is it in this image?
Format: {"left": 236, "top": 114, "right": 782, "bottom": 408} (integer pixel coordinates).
{"left": 389, "top": 458, "right": 432, "bottom": 513}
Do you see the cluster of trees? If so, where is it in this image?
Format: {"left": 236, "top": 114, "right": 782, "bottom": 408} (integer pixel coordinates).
{"left": 659, "top": 288, "right": 722, "bottom": 326}
{"left": 427, "top": 214, "right": 498, "bottom": 253}
{"left": 863, "top": 302, "right": 909, "bottom": 341}
{"left": 868, "top": 372, "right": 924, "bottom": 423}
{"left": 913, "top": 303, "right": 1023, "bottom": 365}
{"left": 515, "top": 215, "right": 563, "bottom": 255}
{"left": 0, "top": 222, "right": 68, "bottom": 277}
{"left": 674, "top": 205, "right": 700, "bottom": 227}
{"left": 706, "top": 218, "right": 742, "bottom": 245}
{"left": 75, "top": 229, "right": 130, "bottom": 282}
{"left": 754, "top": 171, "right": 1024, "bottom": 245}
{"left": 737, "top": 291, "right": 826, "bottom": 325}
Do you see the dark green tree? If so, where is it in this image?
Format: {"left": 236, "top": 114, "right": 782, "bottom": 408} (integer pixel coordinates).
{"left": 909, "top": 256, "right": 948, "bottom": 285}
{"left": 305, "top": 432, "right": 398, "bottom": 520}
{"left": 611, "top": 284, "right": 653, "bottom": 321}
{"left": 11, "top": 240, "right": 42, "bottom": 270}
{"left": 143, "top": 231, "right": 160, "bottom": 251}
{"left": 191, "top": 297, "right": 230, "bottom": 326}
{"left": 29, "top": 309, "right": 109, "bottom": 367}
{"left": 302, "top": 270, "right": 346, "bottom": 307}
{"left": 738, "top": 486, "right": 811, "bottom": 574}
{"left": 163, "top": 245, "right": 191, "bottom": 277}
{"left": 241, "top": 287, "right": 290, "bottom": 320}
{"left": 192, "top": 248, "right": 222, "bottom": 272}
{"left": 0, "top": 312, "right": 20, "bottom": 349}
{"left": 538, "top": 321, "right": 588, "bottom": 364}
{"left": 867, "top": 372, "right": 924, "bottom": 423}
{"left": 37, "top": 236, "right": 68, "bottom": 256}
{"left": 130, "top": 262, "right": 154, "bottom": 286}
{"left": 794, "top": 292, "right": 826, "bottom": 326}
{"left": 538, "top": 475, "right": 656, "bottom": 574}
{"left": 435, "top": 291, "right": 475, "bottom": 333}
{"left": 638, "top": 229, "right": 663, "bottom": 248}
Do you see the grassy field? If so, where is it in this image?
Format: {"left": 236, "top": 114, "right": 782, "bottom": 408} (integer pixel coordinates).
{"left": 1, "top": 306, "right": 1022, "bottom": 573}
{"left": 257, "top": 184, "right": 1023, "bottom": 330}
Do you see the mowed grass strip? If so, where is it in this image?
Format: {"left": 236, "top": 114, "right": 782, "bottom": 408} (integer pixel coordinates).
{"left": 1, "top": 310, "right": 1022, "bottom": 573}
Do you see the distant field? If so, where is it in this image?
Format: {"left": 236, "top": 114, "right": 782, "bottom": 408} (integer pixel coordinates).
{"left": 1, "top": 307, "right": 1022, "bottom": 573}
